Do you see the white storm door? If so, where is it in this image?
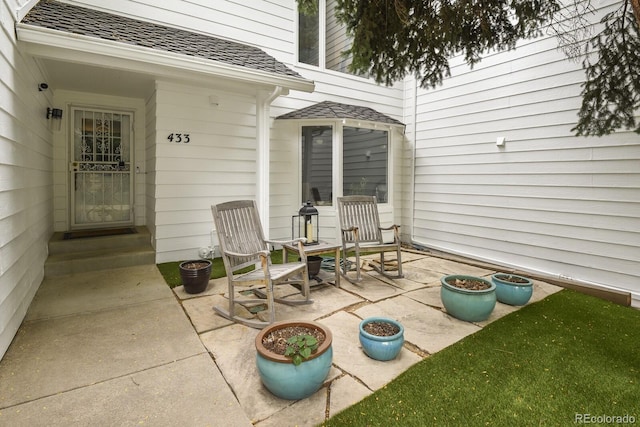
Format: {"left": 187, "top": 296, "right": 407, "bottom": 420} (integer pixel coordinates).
{"left": 70, "top": 108, "right": 134, "bottom": 228}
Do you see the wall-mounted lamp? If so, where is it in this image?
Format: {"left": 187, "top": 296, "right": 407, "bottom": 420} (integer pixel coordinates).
{"left": 46, "top": 107, "right": 63, "bottom": 120}
{"left": 46, "top": 107, "right": 63, "bottom": 131}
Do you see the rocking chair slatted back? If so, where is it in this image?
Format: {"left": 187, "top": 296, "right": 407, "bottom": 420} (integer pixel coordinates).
{"left": 338, "top": 195, "right": 383, "bottom": 243}
{"left": 214, "top": 200, "right": 267, "bottom": 272}
{"left": 337, "top": 195, "right": 404, "bottom": 283}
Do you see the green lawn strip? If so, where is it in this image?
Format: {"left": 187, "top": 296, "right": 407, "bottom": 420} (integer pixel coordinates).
{"left": 157, "top": 250, "right": 297, "bottom": 288}
{"left": 324, "top": 290, "right": 640, "bottom": 426}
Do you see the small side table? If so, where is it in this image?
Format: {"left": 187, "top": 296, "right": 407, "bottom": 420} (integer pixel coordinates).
{"left": 282, "top": 241, "right": 341, "bottom": 288}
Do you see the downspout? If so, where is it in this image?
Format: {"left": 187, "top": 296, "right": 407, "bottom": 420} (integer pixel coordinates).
{"left": 410, "top": 77, "right": 418, "bottom": 244}
{"left": 256, "top": 85, "right": 283, "bottom": 239}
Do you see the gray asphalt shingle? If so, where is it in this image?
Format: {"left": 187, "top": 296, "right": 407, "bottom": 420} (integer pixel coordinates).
{"left": 276, "top": 101, "right": 404, "bottom": 126}
{"left": 21, "top": 0, "right": 303, "bottom": 79}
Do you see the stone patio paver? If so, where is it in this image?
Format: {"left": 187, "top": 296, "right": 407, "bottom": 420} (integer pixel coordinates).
{"left": 354, "top": 295, "right": 482, "bottom": 354}
{"left": 328, "top": 375, "right": 372, "bottom": 416}
{"left": 253, "top": 386, "right": 328, "bottom": 427}
{"left": 171, "top": 250, "right": 567, "bottom": 424}
{"left": 405, "top": 257, "right": 494, "bottom": 277}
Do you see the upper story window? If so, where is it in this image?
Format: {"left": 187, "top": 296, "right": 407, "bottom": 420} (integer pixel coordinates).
{"left": 298, "top": 0, "right": 363, "bottom": 76}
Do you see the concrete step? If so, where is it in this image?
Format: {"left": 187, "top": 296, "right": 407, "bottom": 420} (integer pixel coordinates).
{"left": 45, "top": 227, "right": 156, "bottom": 277}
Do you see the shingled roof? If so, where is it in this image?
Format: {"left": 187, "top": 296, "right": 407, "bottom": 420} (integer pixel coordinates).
{"left": 276, "top": 101, "right": 404, "bottom": 126}
{"left": 20, "top": 0, "right": 303, "bottom": 80}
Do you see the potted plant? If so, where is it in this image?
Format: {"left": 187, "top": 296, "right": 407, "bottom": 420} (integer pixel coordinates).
{"left": 179, "top": 259, "right": 212, "bottom": 294}
{"left": 255, "top": 320, "right": 333, "bottom": 400}
{"left": 440, "top": 275, "right": 496, "bottom": 322}
{"left": 359, "top": 317, "right": 404, "bottom": 361}
{"left": 491, "top": 273, "right": 533, "bottom": 306}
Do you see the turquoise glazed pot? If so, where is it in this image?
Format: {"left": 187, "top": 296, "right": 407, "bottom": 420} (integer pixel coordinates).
{"left": 359, "top": 317, "right": 404, "bottom": 361}
{"left": 491, "top": 273, "right": 533, "bottom": 306}
{"left": 440, "top": 275, "right": 497, "bottom": 322}
{"left": 255, "top": 320, "right": 333, "bottom": 400}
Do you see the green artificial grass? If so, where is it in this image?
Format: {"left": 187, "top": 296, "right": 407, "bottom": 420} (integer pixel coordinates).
{"left": 157, "top": 250, "right": 296, "bottom": 288}
{"left": 324, "top": 290, "right": 640, "bottom": 426}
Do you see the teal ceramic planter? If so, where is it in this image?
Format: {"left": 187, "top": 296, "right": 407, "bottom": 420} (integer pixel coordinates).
{"left": 255, "top": 320, "right": 333, "bottom": 400}
{"left": 440, "top": 275, "right": 496, "bottom": 322}
{"left": 359, "top": 317, "right": 404, "bottom": 361}
{"left": 491, "top": 273, "right": 533, "bottom": 306}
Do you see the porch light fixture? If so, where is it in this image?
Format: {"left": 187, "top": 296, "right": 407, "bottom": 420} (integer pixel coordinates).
{"left": 292, "top": 201, "right": 319, "bottom": 245}
{"left": 46, "top": 107, "right": 63, "bottom": 120}
{"left": 46, "top": 107, "right": 63, "bottom": 131}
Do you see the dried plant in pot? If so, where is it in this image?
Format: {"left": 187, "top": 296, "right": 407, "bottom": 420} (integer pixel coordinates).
{"left": 440, "top": 275, "right": 496, "bottom": 322}
{"left": 179, "top": 259, "right": 212, "bottom": 294}
{"left": 255, "top": 320, "right": 333, "bottom": 400}
{"left": 359, "top": 317, "right": 404, "bottom": 361}
{"left": 491, "top": 273, "right": 533, "bottom": 306}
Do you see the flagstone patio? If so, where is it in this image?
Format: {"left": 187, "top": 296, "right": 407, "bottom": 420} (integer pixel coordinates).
{"left": 173, "top": 250, "right": 562, "bottom": 426}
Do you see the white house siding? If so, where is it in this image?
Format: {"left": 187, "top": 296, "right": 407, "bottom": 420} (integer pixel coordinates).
{"left": 412, "top": 1, "right": 640, "bottom": 304}
{"left": 55, "top": 1, "right": 402, "bottom": 261}
{"left": 0, "top": 0, "right": 53, "bottom": 359}
{"left": 152, "top": 81, "right": 262, "bottom": 263}
{"left": 51, "top": 90, "right": 147, "bottom": 232}
{"left": 67, "top": 0, "right": 296, "bottom": 65}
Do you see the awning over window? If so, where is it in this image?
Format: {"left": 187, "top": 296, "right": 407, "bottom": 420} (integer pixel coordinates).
{"left": 276, "top": 101, "right": 404, "bottom": 127}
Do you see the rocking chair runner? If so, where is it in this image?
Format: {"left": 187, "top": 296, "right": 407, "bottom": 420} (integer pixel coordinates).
{"left": 337, "top": 195, "right": 404, "bottom": 283}
{"left": 211, "top": 200, "right": 312, "bottom": 329}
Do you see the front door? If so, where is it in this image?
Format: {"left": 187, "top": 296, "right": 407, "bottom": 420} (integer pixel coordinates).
{"left": 70, "top": 108, "right": 134, "bottom": 229}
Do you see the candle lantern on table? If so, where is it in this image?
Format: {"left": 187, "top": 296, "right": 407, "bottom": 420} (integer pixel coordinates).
{"left": 292, "top": 201, "right": 319, "bottom": 245}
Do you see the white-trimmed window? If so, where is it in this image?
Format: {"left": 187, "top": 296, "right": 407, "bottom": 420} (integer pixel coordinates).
{"left": 301, "top": 124, "right": 389, "bottom": 206}
{"left": 297, "top": 0, "right": 363, "bottom": 76}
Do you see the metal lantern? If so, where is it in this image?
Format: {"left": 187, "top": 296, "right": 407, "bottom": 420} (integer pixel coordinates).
{"left": 292, "top": 201, "right": 319, "bottom": 245}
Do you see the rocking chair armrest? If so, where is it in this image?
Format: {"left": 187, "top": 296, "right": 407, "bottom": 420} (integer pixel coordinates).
{"left": 379, "top": 224, "right": 401, "bottom": 241}
{"left": 379, "top": 224, "right": 400, "bottom": 231}
{"left": 266, "top": 238, "right": 308, "bottom": 262}
{"left": 341, "top": 226, "right": 358, "bottom": 233}
{"left": 223, "top": 249, "right": 270, "bottom": 259}
{"left": 265, "top": 237, "right": 307, "bottom": 246}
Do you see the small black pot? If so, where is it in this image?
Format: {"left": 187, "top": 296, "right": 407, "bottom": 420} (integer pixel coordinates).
{"left": 179, "top": 260, "right": 212, "bottom": 294}
{"left": 306, "top": 256, "right": 323, "bottom": 278}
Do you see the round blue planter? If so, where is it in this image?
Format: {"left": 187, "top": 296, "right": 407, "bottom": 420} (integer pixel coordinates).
{"left": 255, "top": 320, "right": 333, "bottom": 400}
{"left": 440, "top": 275, "right": 497, "bottom": 322}
{"left": 359, "top": 317, "right": 404, "bottom": 361}
{"left": 491, "top": 273, "right": 533, "bottom": 306}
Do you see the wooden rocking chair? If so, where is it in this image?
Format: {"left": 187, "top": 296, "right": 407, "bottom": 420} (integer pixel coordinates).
{"left": 211, "top": 200, "right": 312, "bottom": 328}
{"left": 337, "top": 195, "right": 404, "bottom": 283}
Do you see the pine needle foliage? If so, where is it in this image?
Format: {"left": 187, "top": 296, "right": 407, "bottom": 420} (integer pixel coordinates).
{"left": 297, "top": 0, "right": 640, "bottom": 137}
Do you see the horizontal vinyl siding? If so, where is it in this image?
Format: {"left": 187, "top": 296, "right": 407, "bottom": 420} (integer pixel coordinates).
{"left": 412, "top": 0, "right": 640, "bottom": 301}
{"left": 71, "top": 0, "right": 295, "bottom": 63}
{"left": 0, "top": 0, "right": 53, "bottom": 359}
{"left": 153, "top": 81, "right": 258, "bottom": 263}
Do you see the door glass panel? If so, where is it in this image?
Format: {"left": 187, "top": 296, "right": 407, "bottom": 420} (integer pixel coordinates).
{"left": 72, "top": 109, "right": 133, "bottom": 227}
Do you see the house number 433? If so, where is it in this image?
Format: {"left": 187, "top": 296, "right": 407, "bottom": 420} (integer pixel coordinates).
{"left": 167, "top": 133, "right": 190, "bottom": 143}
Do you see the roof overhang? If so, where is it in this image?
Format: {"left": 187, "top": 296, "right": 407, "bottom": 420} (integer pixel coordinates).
{"left": 16, "top": 24, "right": 315, "bottom": 95}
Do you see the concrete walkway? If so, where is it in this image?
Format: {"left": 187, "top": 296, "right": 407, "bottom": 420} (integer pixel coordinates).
{"left": 0, "top": 251, "right": 561, "bottom": 425}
